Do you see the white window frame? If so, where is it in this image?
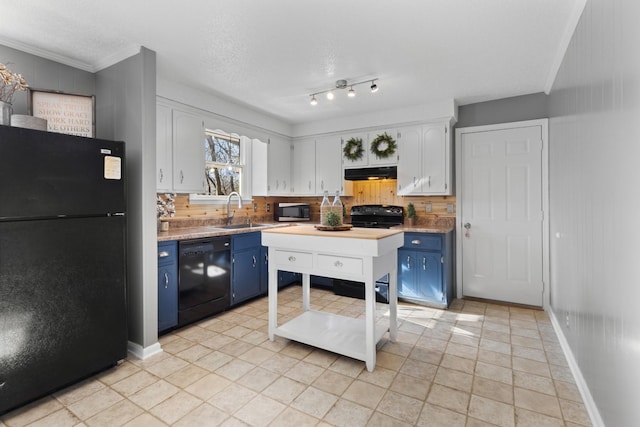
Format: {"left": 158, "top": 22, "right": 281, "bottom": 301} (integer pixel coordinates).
{"left": 189, "top": 131, "right": 253, "bottom": 204}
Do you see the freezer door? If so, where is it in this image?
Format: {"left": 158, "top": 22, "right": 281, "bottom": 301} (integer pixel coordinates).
{"left": 0, "top": 126, "right": 125, "bottom": 219}
{"left": 0, "top": 216, "right": 127, "bottom": 414}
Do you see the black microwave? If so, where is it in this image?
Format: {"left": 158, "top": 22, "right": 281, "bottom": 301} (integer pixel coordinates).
{"left": 274, "top": 203, "right": 310, "bottom": 221}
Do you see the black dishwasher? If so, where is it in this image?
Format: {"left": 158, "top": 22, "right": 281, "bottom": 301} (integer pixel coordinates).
{"left": 178, "top": 236, "right": 231, "bottom": 327}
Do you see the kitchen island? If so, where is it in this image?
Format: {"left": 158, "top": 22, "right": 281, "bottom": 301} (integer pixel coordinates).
{"left": 261, "top": 225, "right": 404, "bottom": 371}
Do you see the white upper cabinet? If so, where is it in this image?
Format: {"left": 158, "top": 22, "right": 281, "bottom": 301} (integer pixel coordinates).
{"left": 156, "top": 102, "right": 173, "bottom": 192}
{"left": 155, "top": 100, "right": 205, "bottom": 193}
{"left": 367, "top": 128, "right": 399, "bottom": 166}
{"left": 266, "top": 136, "right": 291, "bottom": 195}
{"left": 172, "top": 109, "right": 206, "bottom": 193}
{"left": 342, "top": 133, "right": 369, "bottom": 168}
{"left": 291, "top": 139, "right": 315, "bottom": 195}
{"left": 397, "top": 121, "right": 452, "bottom": 196}
{"left": 315, "top": 136, "right": 343, "bottom": 195}
{"left": 252, "top": 136, "right": 292, "bottom": 196}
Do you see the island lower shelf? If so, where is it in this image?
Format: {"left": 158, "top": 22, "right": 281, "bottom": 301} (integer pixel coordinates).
{"left": 274, "top": 310, "right": 389, "bottom": 361}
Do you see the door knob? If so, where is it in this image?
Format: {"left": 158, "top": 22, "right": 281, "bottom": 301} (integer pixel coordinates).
{"left": 464, "top": 223, "right": 471, "bottom": 230}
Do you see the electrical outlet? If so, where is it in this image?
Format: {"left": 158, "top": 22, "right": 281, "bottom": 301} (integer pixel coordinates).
{"left": 565, "top": 312, "right": 570, "bottom": 329}
{"left": 425, "top": 203, "right": 432, "bottom": 213}
{"left": 266, "top": 203, "right": 270, "bottom": 212}
{"left": 253, "top": 203, "right": 258, "bottom": 212}
{"left": 446, "top": 204, "right": 454, "bottom": 213}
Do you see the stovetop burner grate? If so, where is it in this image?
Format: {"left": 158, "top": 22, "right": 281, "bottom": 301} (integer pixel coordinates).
{"left": 350, "top": 204, "right": 404, "bottom": 229}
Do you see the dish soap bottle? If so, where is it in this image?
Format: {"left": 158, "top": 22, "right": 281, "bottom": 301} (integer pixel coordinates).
{"left": 331, "top": 190, "right": 343, "bottom": 226}
{"left": 320, "top": 190, "right": 331, "bottom": 225}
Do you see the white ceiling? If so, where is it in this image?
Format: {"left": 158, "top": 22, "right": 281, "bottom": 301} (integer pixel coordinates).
{"left": 0, "top": 0, "right": 581, "bottom": 125}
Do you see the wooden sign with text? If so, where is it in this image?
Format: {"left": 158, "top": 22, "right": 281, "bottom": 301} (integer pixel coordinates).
{"left": 28, "top": 89, "right": 95, "bottom": 138}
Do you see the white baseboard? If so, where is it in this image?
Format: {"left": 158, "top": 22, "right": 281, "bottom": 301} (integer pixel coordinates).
{"left": 127, "top": 341, "right": 163, "bottom": 360}
{"left": 548, "top": 309, "right": 605, "bottom": 427}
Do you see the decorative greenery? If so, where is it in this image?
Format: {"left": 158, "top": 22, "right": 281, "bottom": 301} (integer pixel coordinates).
{"left": 325, "top": 210, "right": 341, "bottom": 227}
{"left": 343, "top": 137, "right": 364, "bottom": 161}
{"left": 0, "top": 63, "right": 28, "bottom": 104}
{"left": 370, "top": 132, "right": 397, "bottom": 159}
{"left": 407, "top": 203, "right": 416, "bottom": 219}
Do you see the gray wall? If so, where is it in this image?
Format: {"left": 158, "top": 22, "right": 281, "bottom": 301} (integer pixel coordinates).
{"left": 96, "top": 48, "right": 158, "bottom": 350}
{"left": 456, "top": 92, "right": 548, "bottom": 128}
{"left": 0, "top": 44, "right": 94, "bottom": 117}
{"left": 548, "top": 0, "right": 640, "bottom": 425}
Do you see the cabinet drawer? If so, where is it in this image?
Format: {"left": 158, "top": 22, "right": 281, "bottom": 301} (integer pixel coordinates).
{"left": 403, "top": 233, "right": 442, "bottom": 251}
{"left": 274, "top": 250, "right": 313, "bottom": 269}
{"left": 232, "top": 231, "right": 261, "bottom": 251}
{"left": 318, "top": 254, "right": 363, "bottom": 276}
{"left": 158, "top": 241, "right": 177, "bottom": 266}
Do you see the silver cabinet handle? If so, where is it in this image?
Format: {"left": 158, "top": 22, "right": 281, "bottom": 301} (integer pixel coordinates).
{"left": 423, "top": 256, "right": 427, "bottom": 270}
{"left": 265, "top": 253, "right": 269, "bottom": 264}
{"left": 406, "top": 255, "right": 411, "bottom": 268}
{"left": 288, "top": 256, "right": 296, "bottom": 262}
{"left": 464, "top": 223, "right": 471, "bottom": 229}
{"left": 427, "top": 175, "right": 431, "bottom": 187}
{"left": 159, "top": 251, "right": 170, "bottom": 258}
{"left": 411, "top": 239, "right": 421, "bottom": 245}
{"left": 252, "top": 255, "right": 257, "bottom": 268}
{"left": 164, "top": 272, "right": 169, "bottom": 289}
{"left": 334, "top": 260, "right": 343, "bottom": 268}
{"left": 321, "top": 180, "right": 324, "bottom": 190}
{"left": 159, "top": 168, "right": 164, "bottom": 183}
{"left": 308, "top": 180, "right": 312, "bottom": 190}
{"left": 180, "top": 170, "right": 184, "bottom": 184}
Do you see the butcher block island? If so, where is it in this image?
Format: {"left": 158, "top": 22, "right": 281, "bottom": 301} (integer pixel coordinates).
{"left": 261, "top": 225, "right": 404, "bottom": 371}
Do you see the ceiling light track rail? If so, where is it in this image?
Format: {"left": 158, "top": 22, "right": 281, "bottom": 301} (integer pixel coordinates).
{"left": 310, "top": 78, "right": 379, "bottom": 105}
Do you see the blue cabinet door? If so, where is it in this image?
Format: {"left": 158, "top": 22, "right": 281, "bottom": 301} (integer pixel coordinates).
{"left": 158, "top": 241, "right": 178, "bottom": 332}
{"left": 232, "top": 247, "right": 261, "bottom": 305}
{"left": 416, "top": 251, "right": 444, "bottom": 303}
{"left": 398, "top": 249, "right": 419, "bottom": 299}
{"left": 260, "top": 246, "right": 269, "bottom": 294}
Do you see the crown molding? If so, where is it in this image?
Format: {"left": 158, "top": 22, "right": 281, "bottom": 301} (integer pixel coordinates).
{"left": 0, "top": 36, "right": 141, "bottom": 73}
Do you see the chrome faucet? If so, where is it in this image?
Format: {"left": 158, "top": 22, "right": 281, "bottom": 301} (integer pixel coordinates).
{"left": 226, "top": 192, "right": 242, "bottom": 225}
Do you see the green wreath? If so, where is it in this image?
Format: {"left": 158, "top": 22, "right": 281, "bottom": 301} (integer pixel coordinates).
{"left": 343, "top": 137, "right": 364, "bottom": 161}
{"left": 370, "top": 132, "right": 397, "bottom": 159}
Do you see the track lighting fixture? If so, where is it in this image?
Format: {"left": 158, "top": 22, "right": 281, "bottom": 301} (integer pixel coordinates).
{"left": 309, "top": 78, "right": 378, "bottom": 105}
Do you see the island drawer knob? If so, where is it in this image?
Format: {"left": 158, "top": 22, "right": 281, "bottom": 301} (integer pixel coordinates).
{"left": 288, "top": 256, "right": 296, "bottom": 262}
{"left": 334, "top": 260, "right": 343, "bottom": 267}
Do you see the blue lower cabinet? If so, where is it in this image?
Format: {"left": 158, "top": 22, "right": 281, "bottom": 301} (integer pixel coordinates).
{"left": 398, "top": 232, "right": 453, "bottom": 308}
{"left": 232, "top": 232, "right": 262, "bottom": 305}
{"left": 158, "top": 241, "right": 178, "bottom": 332}
{"left": 278, "top": 270, "right": 301, "bottom": 288}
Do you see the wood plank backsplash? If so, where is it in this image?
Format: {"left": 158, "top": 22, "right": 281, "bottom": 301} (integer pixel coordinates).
{"left": 162, "top": 179, "right": 455, "bottom": 225}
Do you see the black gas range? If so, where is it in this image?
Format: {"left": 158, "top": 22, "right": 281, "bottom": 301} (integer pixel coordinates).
{"left": 350, "top": 204, "right": 404, "bottom": 229}
{"left": 332, "top": 205, "right": 404, "bottom": 303}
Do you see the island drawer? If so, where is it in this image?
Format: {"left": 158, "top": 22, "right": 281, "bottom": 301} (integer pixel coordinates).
{"left": 274, "top": 250, "right": 312, "bottom": 269}
{"left": 317, "top": 254, "right": 363, "bottom": 276}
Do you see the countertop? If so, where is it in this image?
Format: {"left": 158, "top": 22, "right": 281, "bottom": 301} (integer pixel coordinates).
{"left": 157, "top": 221, "right": 454, "bottom": 242}
{"left": 262, "top": 225, "right": 403, "bottom": 240}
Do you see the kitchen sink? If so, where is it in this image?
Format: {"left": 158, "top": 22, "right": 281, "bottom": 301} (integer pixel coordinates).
{"left": 217, "top": 223, "right": 272, "bottom": 230}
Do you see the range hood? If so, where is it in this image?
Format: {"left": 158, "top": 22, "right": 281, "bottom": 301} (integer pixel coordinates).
{"left": 344, "top": 166, "right": 397, "bottom": 181}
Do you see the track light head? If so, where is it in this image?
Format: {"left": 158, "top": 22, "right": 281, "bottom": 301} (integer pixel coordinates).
{"left": 326, "top": 91, "right": 334, "bottom": 100}
{"left": 310, "top": 95, "right": 317, "bottom": 106}
{"left": 370, "top": 80, "right": 378, "bottom": 93}
{"left": 348, "top": 86, "right": 355, "bottom": 97}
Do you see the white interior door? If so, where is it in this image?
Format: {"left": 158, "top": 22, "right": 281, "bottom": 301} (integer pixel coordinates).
{"left": 457, "top": 121, "right": 547, "bottom": 307}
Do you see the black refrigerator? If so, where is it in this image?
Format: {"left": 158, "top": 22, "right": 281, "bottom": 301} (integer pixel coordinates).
{"left": 0, "top": 125, "right": 127, "bottom": 415}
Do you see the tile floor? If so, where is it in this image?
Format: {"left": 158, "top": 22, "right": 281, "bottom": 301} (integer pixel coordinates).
{"left": 1, "top": 285, "right": 592, "bottom": 427}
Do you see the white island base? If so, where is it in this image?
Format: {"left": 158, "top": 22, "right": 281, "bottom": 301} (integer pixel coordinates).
{"left": 261, "top": 226, "right": 404, "bottom": 372}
